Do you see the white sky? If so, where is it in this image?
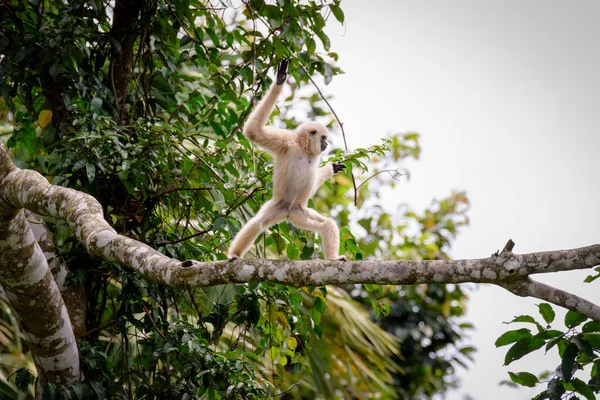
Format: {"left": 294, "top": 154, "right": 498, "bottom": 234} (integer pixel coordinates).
{"left": 324, "top": 1, "right": 600, "bottom": 399}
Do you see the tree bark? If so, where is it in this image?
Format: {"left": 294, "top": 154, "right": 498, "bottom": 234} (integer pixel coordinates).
{"left": 0, "top": 209, "right": 79, "bottom": 392}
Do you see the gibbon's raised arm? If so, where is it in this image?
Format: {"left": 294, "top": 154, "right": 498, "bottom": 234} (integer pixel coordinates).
{"left": 243, "top": 61, "right": 290, "bottom": 156}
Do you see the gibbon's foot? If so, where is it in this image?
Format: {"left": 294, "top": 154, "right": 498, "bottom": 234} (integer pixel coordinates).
{"left": 332, "top": 163, "right": 346, "bottom": 174}
{"left": 276, "top": 59, "right": 288, "bottom": 85}
{"left": 333, "top": 255, "right": 347, "bottom": 261}
{"left": 228, "top": 254, "right": 240, "bottom": 262}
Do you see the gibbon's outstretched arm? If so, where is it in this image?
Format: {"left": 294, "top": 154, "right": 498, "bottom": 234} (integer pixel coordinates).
{"left": 243, "top": 60, "right": 290, "bottom": 156}
{"left": 315, "top": 163, "right": 346, "bottom": 189}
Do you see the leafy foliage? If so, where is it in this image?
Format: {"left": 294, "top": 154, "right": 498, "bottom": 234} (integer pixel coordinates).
{"left": 497, "top": 303, "right": 600, "bottom": 400}
{"left": 0, "top": 0, "right": 473, "bottom": 399}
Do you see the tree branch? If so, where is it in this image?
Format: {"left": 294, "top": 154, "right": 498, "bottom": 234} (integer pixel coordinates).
{"left": 0, "top": 143, "right": 599, "bottom": 322}
{"left": 501, "top": 277, "right": 600, "bottom": 322}
{"left": 0, "top": 208, "right": 79, "bottom": 388}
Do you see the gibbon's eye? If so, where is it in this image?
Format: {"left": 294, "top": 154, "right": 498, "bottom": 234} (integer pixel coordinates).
{"left": 310, "top": 130, "right": 317, "bottom": 135}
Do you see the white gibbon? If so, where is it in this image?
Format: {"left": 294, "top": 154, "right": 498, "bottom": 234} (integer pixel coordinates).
{"left": 228, "top": 59, "right": 347, "bottom": 261}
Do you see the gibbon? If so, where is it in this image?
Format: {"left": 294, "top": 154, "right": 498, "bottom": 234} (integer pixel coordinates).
{"left": 228, "top": 59, "right": 347, "bottom": 261}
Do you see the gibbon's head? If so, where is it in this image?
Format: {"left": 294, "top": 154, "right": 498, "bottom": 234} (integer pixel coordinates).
{"left": 295, "top": 121, "right": 329, "bottom": 156}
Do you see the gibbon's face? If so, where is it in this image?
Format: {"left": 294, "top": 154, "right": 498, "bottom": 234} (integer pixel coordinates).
{"left": 296, "top": 122, "right": 329, "bottom": 156}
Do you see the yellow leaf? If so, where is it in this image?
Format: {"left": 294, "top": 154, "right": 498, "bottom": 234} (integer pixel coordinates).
{"left": 280, "top": 355, "right": 287, "bottom": 366}
{"left": 287, "top": 337, "right": 297, "bottom": 351}
{"left": 38, "top": 109, "right": 53, "bottom": 128}
{"left": 268, "top": 311, "right": 288, "bottom": 328}
{"left": 276, "top": 311, "right": 288, "bottom": 328}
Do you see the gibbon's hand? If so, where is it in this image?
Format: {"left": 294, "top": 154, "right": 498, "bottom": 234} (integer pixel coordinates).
{"left": 332, "top": 163, "right": 346, "bottom": 174}
{"left": 276, "top": 59, "right": 289, "bottom": 85}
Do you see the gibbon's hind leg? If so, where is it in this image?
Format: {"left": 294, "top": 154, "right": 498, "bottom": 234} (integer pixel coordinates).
{"left": 288, "top": 206, "right": 346, "bottom": 261}
{"left": 228, "top": 200, "right": 288, "bottom": 261}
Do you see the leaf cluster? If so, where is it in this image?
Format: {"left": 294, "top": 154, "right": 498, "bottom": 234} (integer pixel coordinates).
{"left": 497, "top": 304, "right": 600, "bottom": 400}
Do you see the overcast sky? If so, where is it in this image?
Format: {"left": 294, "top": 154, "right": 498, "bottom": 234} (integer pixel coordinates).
{"left": 324, "top": 1, "right": 600, "bottom": 398}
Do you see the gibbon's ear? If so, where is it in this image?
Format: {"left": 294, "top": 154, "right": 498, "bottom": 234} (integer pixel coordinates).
{"left": 276, "top": 59, "right": 288, "bottom": 85}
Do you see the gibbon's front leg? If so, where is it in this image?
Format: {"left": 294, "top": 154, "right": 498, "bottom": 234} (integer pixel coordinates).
{"left": 242, "top": 60, "right": 290, "bottom": 156}
{"left": 315, "top": 163, "right": 346, "bottom": 189}
{"left": 228, "top": 200, "right": 288, "bottom": 260}
{"left": 288, "top": 206, "right": 346, "bottom": 261}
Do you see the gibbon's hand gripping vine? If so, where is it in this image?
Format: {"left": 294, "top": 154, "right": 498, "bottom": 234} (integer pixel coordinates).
{"left": 228, "top": 60, "right": 347, "bottom": 261}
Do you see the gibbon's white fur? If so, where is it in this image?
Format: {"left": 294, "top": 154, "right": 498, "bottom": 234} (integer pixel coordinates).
{"left": 228, "top": 61, "right": 346, "bottom": 261}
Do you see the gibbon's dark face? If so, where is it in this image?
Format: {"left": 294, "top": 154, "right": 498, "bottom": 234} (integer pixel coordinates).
{"left": 319, "top": 133, "right": 328, "bottom": 152}
{"left": 310, "top": 129, "right": 328, "bottom": 153}
{"left": 297, "top": 121, "right": 329, "bottom": 156}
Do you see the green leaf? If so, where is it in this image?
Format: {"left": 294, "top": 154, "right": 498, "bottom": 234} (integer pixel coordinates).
{"left": 86, "top": 163, "right": 96, "bottom": 183}
{"left": 286, "top": 243, "right": 299, "bottom": 259}
{"left": 330, "top": 5, "right": 345, "bottom": 23}
{"left": 213, "top": 216, "right": 227, "bottom": 231}
{"left": 316, "top": 30, "right": 330, "bottom": 51}
{"left": 91, "top": 97, "right": 102, "bottom": 112}
{"left": 535, "top": 329, "right": 563, "bottom": 340}
{"left": 546, "top": 378, "right": 565, "bottom": 400}
{"left": 582, "top": 333, "right": 600, "bottom": 350}
{"left": 582, "top": 321, "right": 600, "bottom": 332}
{"left": 565, "top": 311, "right": 587, "bottom": 328}
{"left": 495, "top": 328, "right": 532, "bottom": 347}
{"left": 300, "top": 245, "right": 314, "bottom": 260}
{"left": 561, "top": 343, "right": 578, "bottom": 382}
{"left": 571, "top": 378, "right": 595, "bottom": 400}
{"left": 584, "top": 272, "right": 600, "bottom": 283}
{"left": 509, "top": 315, "right": 539, "bottom": 325}
{"left": 71, "top": 381, "right": 84, "bottom": 399}
{"left": 269, "top": 346, "right": 280, "bottom": 362}
{"left": 314, "top": 297, "right": 326, "bottom": 314}
{"left": 508, "top": 371, "right": 539, "bottom": 387}
{"left": 538, "top": 303, "right": 555, "bottom": 324}
{"left": 14, "top": 367, "right": 34, "bottom": 392}
{"left": 504, "top": 337, "right": 545, "bottom": 365}
{"left": 180, "top": 35, "right": 192, "bottom": 47}
{"left": 243, "top": 351, "right": 259, "bottom": 361}
{"left": 572, "top": 334, "right": 594, "bottom": 357}
{"left": 323, "top": 62, "right": 333, "bottom": 85}
{"left": 89, "top": 381, "right": 106, "bottom": 400}
{"left": 290, "top": 294, "right": 302, "bottom": 308}
{"left": 49, "top": 63, "right": 62, "bottom": 77}
{"left": 545, "top": 336, "right": 564, "bottom": 353}
{"left": 314, "top": 324, "right": 322, "bottom": 339}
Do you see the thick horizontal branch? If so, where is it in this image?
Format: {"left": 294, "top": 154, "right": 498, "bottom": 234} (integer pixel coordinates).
{"left": 1, "top": 160, "right": 600, "bottom": 288}
{"left": 1, "top": 144, "right": 599, "bottom": 321}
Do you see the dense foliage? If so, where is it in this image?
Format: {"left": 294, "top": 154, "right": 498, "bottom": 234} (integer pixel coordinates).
{"left": 0, "top": 1, "right": 474, "bottom": 399}
{"left": 496, "top": 301, "right": 600, "bottom": 399}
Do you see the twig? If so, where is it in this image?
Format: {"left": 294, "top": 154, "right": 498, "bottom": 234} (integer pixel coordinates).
{"left": 355, "top": 169, "right": 403, "bottom": 192}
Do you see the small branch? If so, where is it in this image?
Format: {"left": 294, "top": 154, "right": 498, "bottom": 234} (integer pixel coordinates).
{"left": 355, "top": 169, "right": 403, "bottom": 192}
{"left": 502, "top": 239, "right": 515, "bottom": 254}
{"left": 156, "top": 186, "right": 217, "bottom": 196}
{"left": 501, "top": 277, "right": 600, "bottom": 322}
